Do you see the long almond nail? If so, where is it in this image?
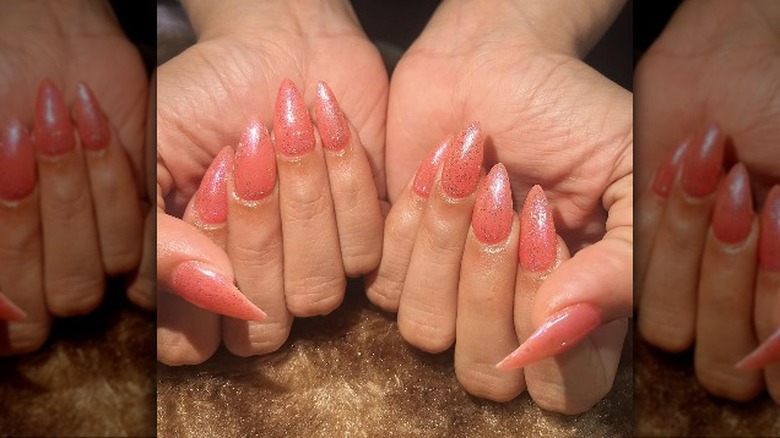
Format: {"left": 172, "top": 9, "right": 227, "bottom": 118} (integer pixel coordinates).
{"left": 170, "top": 260, "right": 266, "bottom": 321}
{"left": 736, "top": 328, "right": 780, "bottom": 370}
{"left": 712, "top": 164, "right": 753, "bottom": 244}
{"left": 681, "top": 123, "right": 724, "bottom": 197}
{"left": 274, "top": 79, "right": 315, "bottom": 157}
{"left": 519, "top": 185, "right": 557, "bottom": 272}
{"left": 0, "top": 119, "right": 36, "bottom": 201}
{"left": 34, "top": 79, "right": 75, "bottom": 156}
{"left": 315, "top": 81, "right": 350, "bottom": 152}
{"left": 760, "top": 185, "right": 780, "bottom": 271}
{"left": 194, "top": 146, "right": 233, "bottom": 225}
{"left": 472, "top": 163, "right": 513, "bottom": 244}
{"left": 496, "top": 303, "right": 601, "bottom": 370}
{"left": 442, "top": 122, "right": 484, "bottom": 199}
{"left": 73, "top": 82, "right": 110, "bottom": 151}
{"left": 0, "top": 291, "right": 27, "bottom": 321}
{"left": 651, "top": 140, "right": 688, "bottom": 198}
{"left": 234, "top": 119, "right": 276, "bottom": 202}
{"left": 412, "top": 137, "right": 451, "bottom": 198}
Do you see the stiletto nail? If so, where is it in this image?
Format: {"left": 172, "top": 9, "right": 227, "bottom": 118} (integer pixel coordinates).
{"left": 274, "top": 79, "right": 315, "bottom": 157}
{"left": 651, "top": 140, "right": 688, "bottom": 198}
{"left": 412, "top": 137, "right": 450, "bottom": 198}
{"left": 194, "top": 146, "right": 232, "bottom": 225}
{"left": 681, "top": 123, "right": 724, "bottom": 197}
{"left": 736, "top": 328, "right": 780, "bottom": 370}
{"left": 315, "top": 81, "right": 349, "bottom": 152}
{"left": 441, "top": 122, "right": 484, "bottom": 199}
{"left": 34, "top": 79, "right": 75, "bottom": 156}
{"left": 472, "top": 163, "right": 513, "bottom": 244}
{"left": 170, "top": 261, "right": 266, "bottom": 321}
{"left": 712, "top": 164, "right": 753, "bottom": 244}
{"left": 0, "top": 292, "right": 26, "bottom": 321}
{"left": 496, "top": 303, "right": 601, "bottom": 370}
{"left": 233, "top": 119, "right": 276, "bottom": 202}
{"left": 760, "top": 185, "right": 780, "bottom": 271}
{"left": 0, "top": 119, "right": 36, "bottom": 201}
{"left": 519, "top": 185, "right": 557, "bottom": 272}
{"left": 73, "top": 82, "right": 110, "bottom": 151}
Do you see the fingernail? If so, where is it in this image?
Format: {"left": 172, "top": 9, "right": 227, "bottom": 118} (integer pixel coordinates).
{"left": 73, "top": 82, "right": 110, "bottom": 151}
{"left": 681, "top": 122, "right": 724, "bottom": 197}
{"left": 519, "top": 185, "right": 557, "bottom": 272}
{"left": 170, "top": 261, "right": 266, "bottom": 321}
{"left": 194, "top": 146, "right": 232, "bottom": 225}
{"left": 712, "top": 164, "right": 753, "bottom": 244}
{"left": 314, "top": 81, "right": 350, "bottom": 152}
{"left": 651, "top": 140, "right": 688, "bottom": 198}
{"left": 736, "top": 328, "right": 780, "bottom": 370}
{"left": 760, "top": 185, "right": 780, "bottom": 271}
{"left": 496, "top": 303, "right": 601, "bottom": 370}
{"left": 472, "top": 163, "right": 513, "bottom": 244}
{"left": 233, "top": 119, "right": 276, "bottom": 202}
{"left": 0, "top": 119, "right": 36, "bottom": 202}
{"left": 274, "top": 79, "right": 315, "bottom": 157}
{"left": 0, "top": 292, "right": 27, "bottom": 322}
{"left": 441, "top": 122, "right": 484, "bottom": 199}
{"left": 34, "top": 79, "right": 75, "bottom": 156}
{"left": 412, "top": 136, "right": 451, "bottom": 198}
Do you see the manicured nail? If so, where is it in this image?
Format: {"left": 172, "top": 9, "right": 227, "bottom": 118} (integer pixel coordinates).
{"left": 472, "top": 163, "right": 513, "bottom": 244}
{"left": 651, "top": 140, "right": 688, "bottom": 198}
{"left": 274, "top": 79, "right": 315, "bottom": 157}
{"left": 0, "top": 119, "right": 36, "bottom": 202}
{"left": 170, "top": 260, "right": 266, "bottom": 321}
{"left": 519, "top": 185, "right": 557, "bottom": 272}
{"left": 34, "top": 79, "right": 75, "bottom": 156}
{"left": 72, "top": 82, "right": 110, "bottom": 151}
{"left": 441, "top": 122, "right": 484, "bottom": 199}
{"left": 412, "top": 137, "right": 450, "bottom": 198}
{"left": 736, "top": 328, "right": 780, "bottom": 370}
{"left": 496, "top": 303, "right": 601, "bottom": 370}
{"left": 233, "top": 119, "right": 276, "bottom": 202}
{"left": 681, "top": 122, "right": 724, "bottom": 197}
{"left": 712, "top": 164, "right": 753, "bottom": 244}
{"left": 314, "top": 81, "right": 350, "bottom": 152}
{"left": 194, "top": 146, "right": 232, "bottom": 225}
{"left": 760, "top": 185, "right": 780, "bottom": 271}
{"left": 0, "top": 291, "right": 27, "bottom": 321}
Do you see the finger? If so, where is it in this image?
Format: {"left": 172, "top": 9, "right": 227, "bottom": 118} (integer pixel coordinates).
{"left": 639, "top": 123, "right": 724, "bottom": 352}
{"left": 33, "top": 80, "right": 104, "bottom": 317}
{"left": 313, "top": 81, "right": 383, "bottom": 276}
{"left": 455, "top": 164, "right": 524, "bottom": 401}
{"left": 365, "top": 137, "right": 450, "bottom": 312}
{"left": 73, "top": 81, "right": 143, "bottom": 276}
{"left": 223, "top": 120, "right": 292, "bottom": 356}
{"left": 695, "top": 164, "right": 763, "bottom": 401}
{"left": 398, "top": 122, "right": 484, "bottom": 353}
{"left": 273, "top": 79, "right": 345, "bottom": 317}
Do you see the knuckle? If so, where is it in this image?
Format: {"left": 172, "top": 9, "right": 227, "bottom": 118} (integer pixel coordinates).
{"left": 695, "top": 366, "right": 762, "bottom": 402}
{"left": 456, "top": 366, "right": 522, "bottom": 402}
{"left": 46, "top": 275, "right": 105, "bottom": 317}
{"left": 285, "top": 275, "right": 345, "bottom": 317}
{"left": 398, "top": 310, "right": 454, "bottom": 353}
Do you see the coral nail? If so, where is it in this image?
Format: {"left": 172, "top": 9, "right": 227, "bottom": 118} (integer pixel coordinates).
{"left": 651, "top": 140, "right": 688, "bottom": 198}
{"left": 712, "top": 164, "right": 753, "bottom": 244}
{"left": 519, "top": 185, "right": 557, "bottom": 272}
{"left": 496, "top": 303, "right": 601, "bottom": 370}
{"left": 73, "top": 82, "right": 110, "bottom": 151}
{"left": 194, "top": 146, "right": 232, "bottom": 225}
{"left": 681, "top": 123, "right": 725, "bottom": 197}
{"left": 274, "top": 79, "right": 315, "bottom": 157}
{"left": 314, "top": 81, "right": 350, "bottom": 152}
{"left": 233, "top": 119, "right": 276, "bottom": 202}
{"left": 170, "top": 260, "right": 266, "bottom": 321}
{"left": 441, "top": 122, "right": 484, "bottom": 199}
{"left": 760, "top": 185, "right": 780, "bottom": 271}
{"left": 34, "top": 79, "right": 75, "bottom": 156}
{"left": 736, "top": 328, "right": 780, "bottom": 370}
{"left": 472, "top": 163, "right": 513, "bottom": 244}
{"left": 0, "top": 291, "right": 27, "bottom": 321}
{"left": 0, "top": 119, "right": 36, "bottom": 201}
{"left": 412, "top": 137, "right": 450, "bottom": 198}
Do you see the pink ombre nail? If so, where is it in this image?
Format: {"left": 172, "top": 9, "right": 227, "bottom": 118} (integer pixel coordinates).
{"left": 412, "top": 137, "right": 450, "bottom": 198}
{"left": 0, "top": 119, "right": 36, "bottom": 201}
{"left": 736, "top": 328, "right": 780, "bottom": 370}
{"left": 712, "top": 164, "right": 753, "bottom": 244}
{"left": 651, "top": 140, "right": 688, "bottom": 198}
{"left": 760, "top": 185, "right": 780, "bottom": 271}
{"left": 471, "top": 163, "right": 513, "bottom": 244}
{"left": 274, "top": 79, "right": 315, "bottom": 157}
{"left": 73, "top": 82, "right": 110, "bottom": 151}
{"left": 519, "top": 185, "right": 557, "bottom": 272}
{"left": 314, "top": 81, "right": 350, "bottom": 152}
{"left": 194, "top": 146, "right": 232, "bottom": 225}
{"left": 0, "top": 291, "right": 26, "bottom": 321}
{"left": 34, "top": 79, "right": 75, "bottom": 156}
{"left": 681, "top": 123, "right": 725, "bottom": 198}
{"left": 233, "top": 119, "right": 276, "bottom": 201}
{"left": 441, "top": 122, "right": 484, "bottom": 199}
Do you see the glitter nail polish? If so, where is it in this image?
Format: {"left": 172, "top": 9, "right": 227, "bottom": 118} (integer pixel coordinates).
{"left": 472, "top": 163, "right": 513, "bottom": 244}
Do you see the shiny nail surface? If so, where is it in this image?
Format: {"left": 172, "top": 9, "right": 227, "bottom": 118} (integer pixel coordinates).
{"left": 274, "top": 79, "right": 315, "bottom": 157}
{"left": 0, "top": 119, "right": 36, "bottom": 201}
{"left": 496, "top": 303, "right": 601, "bottom": 370}
{"left": 73, "top": 82, "right": 110, "bottom": 151}
{"left": 681, "top": 123, "right": 724, "bottom": 197}
{"left": 0, "top": 291, "right": 26, "bottom": 321}
{"left": 194, "top": 146, "right": 232, "bottom": 225}
{"left": 412, "top": 137, "right": 450, "bottom": 198}
{"left": 314, "top": 81, "right": 349, "bottom": 152}
{"left": 34, "top": 80, "right": 75, "bottom": 156}
{"left": 519, "top": 185, "right": 557, "bottom": 272}
{"left": 234, "top": 120, "right": 276, "bottom": 201}
{"left": 651, "top": 140, "right": 688, "bottom": 198}
{"left": 712, "top": 164, "right": 753, "bottom": 244}
{"left": 442, "top": 122, "right": 484, "bottom": 199}
{"left": 760, "top": 185, "right": 780, "bottom": 271}
{"left": 736, "top": 328, "right": 780, "bottom": 370}
{"left": 472, "top": 163, "right": 513, "bottom": 244}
